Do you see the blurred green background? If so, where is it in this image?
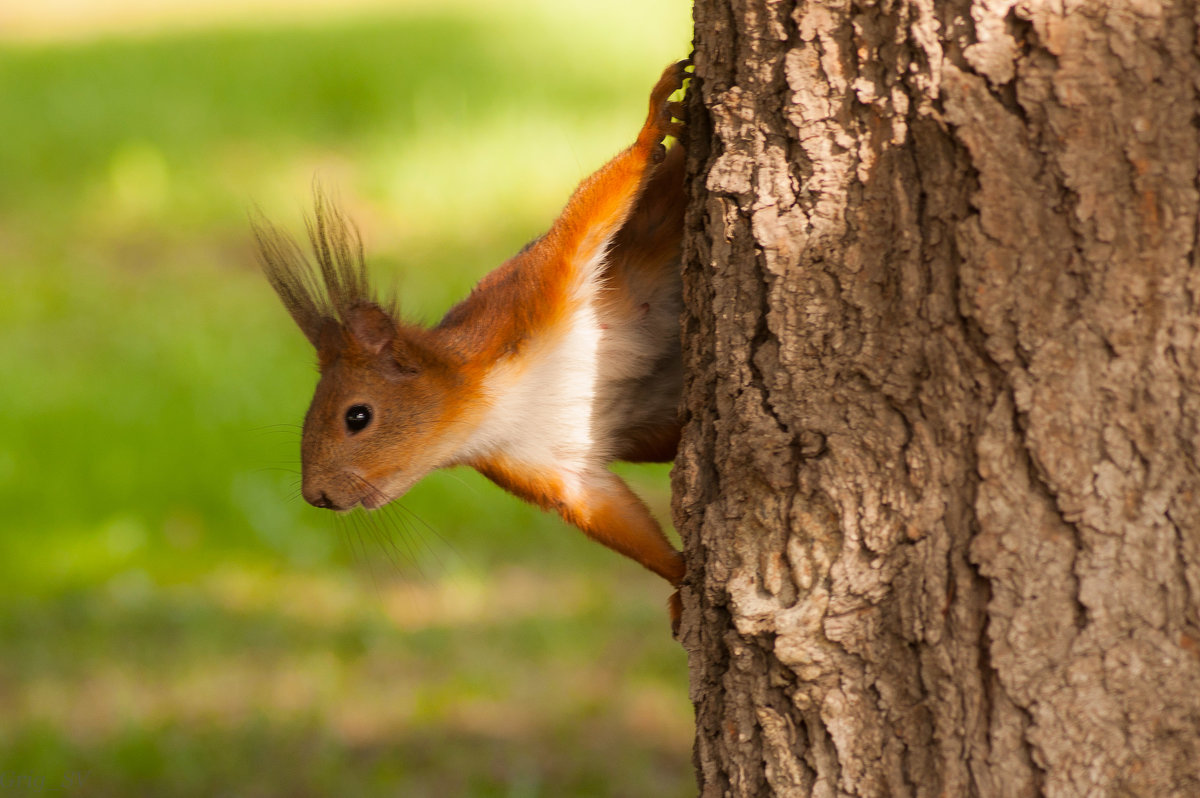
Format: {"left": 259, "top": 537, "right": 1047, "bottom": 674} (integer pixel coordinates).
{"left": 0, "top": 1, "right": 693, "bottom": 794}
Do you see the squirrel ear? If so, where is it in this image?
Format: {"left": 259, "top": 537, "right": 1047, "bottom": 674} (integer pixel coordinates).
{"left": 313, "top": 318, "right": 342, "bottom": 370}
{"left": 345, "top": 303, "right": 396, "bottom": 355}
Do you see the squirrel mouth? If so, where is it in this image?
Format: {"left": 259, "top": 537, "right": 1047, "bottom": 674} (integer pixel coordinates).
{"left": 345, "top": 470, "right": 397, "bottom": 511}
{"left": 359, "top": 492, "right": 389, "bottom": 511}
{"left": 354, "top": 470, "right": 421, "bottom": 511}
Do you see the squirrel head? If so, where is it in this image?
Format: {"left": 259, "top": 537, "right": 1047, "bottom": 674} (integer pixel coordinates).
{"left": 255, "top": 193, "right": 468, "bottom": 511}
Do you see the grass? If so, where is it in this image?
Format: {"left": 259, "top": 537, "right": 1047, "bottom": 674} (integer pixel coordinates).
{"left": 0, "top": 2, "right": 694, "bottom": 794}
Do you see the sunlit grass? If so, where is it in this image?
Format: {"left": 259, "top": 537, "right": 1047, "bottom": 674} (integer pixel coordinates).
{"left": 0, "top": 0, "right": 693, "bottom": 793}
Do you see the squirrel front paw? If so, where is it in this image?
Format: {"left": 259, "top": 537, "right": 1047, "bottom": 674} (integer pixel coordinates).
{"left": 639, "top": 60, "right": 690, "bottom": 156}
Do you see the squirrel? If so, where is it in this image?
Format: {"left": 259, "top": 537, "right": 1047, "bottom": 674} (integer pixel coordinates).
{"left": 254, "top": 61, "right": 689, "bottom": 630}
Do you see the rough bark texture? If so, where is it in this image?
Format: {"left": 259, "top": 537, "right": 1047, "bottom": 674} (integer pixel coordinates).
{"left": 675, "top": 0, "right": 1200, "bottom": 795}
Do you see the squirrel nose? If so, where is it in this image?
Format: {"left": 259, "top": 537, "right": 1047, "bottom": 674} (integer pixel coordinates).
{"left": 307, "top": 491, "right": 337, "bottom": 510}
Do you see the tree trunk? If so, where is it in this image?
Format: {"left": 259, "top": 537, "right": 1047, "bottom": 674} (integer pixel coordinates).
{"left": 675, "top": 0, "right": 1200, "bottom": 795}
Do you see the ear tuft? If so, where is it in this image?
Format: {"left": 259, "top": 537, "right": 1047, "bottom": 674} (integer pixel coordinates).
{"left": 346, "top": 303, "right": 396, "bottom": 355}
{"left": 253, "top": 187, "right": 400, "bottom": 351}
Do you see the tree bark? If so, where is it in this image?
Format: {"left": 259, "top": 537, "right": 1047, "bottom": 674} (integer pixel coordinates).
{"left": 675, "top": 0, "right": 1200, "bottom": 795}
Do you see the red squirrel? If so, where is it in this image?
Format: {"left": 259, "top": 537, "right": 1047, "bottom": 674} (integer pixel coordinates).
{"left": 254, "top": 61, "right": 689, "bottom": 628}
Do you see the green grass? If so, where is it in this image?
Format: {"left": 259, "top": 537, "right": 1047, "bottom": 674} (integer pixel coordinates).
{"left": 0, "top": 2, "right": 693, "bottom": 794}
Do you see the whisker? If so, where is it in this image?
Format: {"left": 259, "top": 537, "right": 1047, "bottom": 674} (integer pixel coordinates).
{"left": 334, "top": 514, "right": 361, "bottom": 570}
{"left": 378, "top": 506, "right": 428, "bottom": 580}
{"left": 348, "top": 511, "right": 383, "bottom": 595}
{"left": 393, "top": 502, "right": 460, "bottom": 565}
{"left": 347, "top": 473, "right": 438, "bottom": 579}
{"left": 436, "top": 468, "right": 484, "bottom": 498}
{"left": 389, "top": 504, "right": 448, "bottom": 574}
{"left": 346, "top": 475, "right": 403, "bottom": 556}
{"left": 369, "top": 513, "right": 408, "bottom": 574}
{"left": 341, "top": 512, "right": 364, "bottom": 566}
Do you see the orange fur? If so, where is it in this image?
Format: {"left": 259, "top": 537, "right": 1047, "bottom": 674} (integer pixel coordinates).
{"left": 257, "top": 62, "right": 691, "bottom": 631}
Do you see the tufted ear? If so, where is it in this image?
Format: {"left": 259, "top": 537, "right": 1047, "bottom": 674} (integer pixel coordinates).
{"left": 253, "top": 188, "right": 384, "bottom": 353}
{"left": 345, "top": 303, "right": 396, "bottom": 355}
{"left": 254, "top": 217, "right": 327, "bottom": 348}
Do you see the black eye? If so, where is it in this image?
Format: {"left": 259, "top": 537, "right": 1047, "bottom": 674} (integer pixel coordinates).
{"left": 345, "top": 404, "right": 372, "bottom": 433}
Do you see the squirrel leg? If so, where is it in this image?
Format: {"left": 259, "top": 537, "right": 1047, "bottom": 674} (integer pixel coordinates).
{"left": 635, "top": 60, "right": 689, "bottom": 157}
{"left": 473, "top": 459, "right": 684, "bottom": 632}
{"left": 474, "top": 459, "right": 684, "bottom": 586}
{"left": 560, "top": 473, "right": 685, "bottom": 637}
{"left": 539, "top": 60, "right": 689, "bottom": 277}
{"left": 559, "top": 473, "right": 685, "bottom": 586}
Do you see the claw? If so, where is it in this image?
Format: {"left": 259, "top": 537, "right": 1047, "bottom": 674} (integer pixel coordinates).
{"left": 669, "top": 590, "right": 682, "bottom": 638}
{"left": 640, "top": 60, "right": 691, "bottom": 150}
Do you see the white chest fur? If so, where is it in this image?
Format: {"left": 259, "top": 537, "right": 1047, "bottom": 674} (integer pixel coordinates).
{"left": 456, "top": 301, "right": 606, "bottom": 493}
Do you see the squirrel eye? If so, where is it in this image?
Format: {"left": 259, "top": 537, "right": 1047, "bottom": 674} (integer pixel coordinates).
{"left": 345, "top": 404, "right": 372, "bottom": 433}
